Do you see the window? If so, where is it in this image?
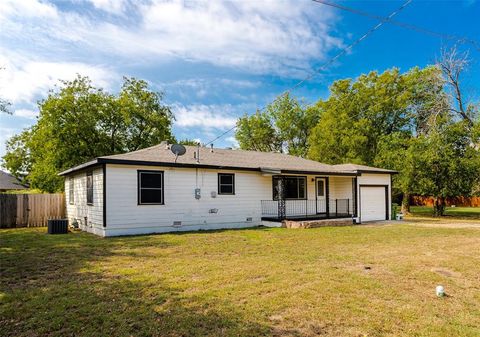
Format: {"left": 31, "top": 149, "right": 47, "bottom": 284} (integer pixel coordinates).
{"left": 218, "top": 173, "right": 235, "bottom": 195}
{"left": 273, "top": 176, "right": 306, "bottom": 200}
{"left": 138, "top": 170, "right": 164, "bottom": 205}
{"left": 86, "top": 171, "right": 94, "bottom": 205}
{"left": 317, "top": 179, "right": 325, "bottom": 197}
{"left": 69, "top": 178, "right": 74, "bottom": 205}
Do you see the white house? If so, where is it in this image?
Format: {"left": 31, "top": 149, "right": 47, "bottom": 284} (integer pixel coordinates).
{"left": 59, "top": 142, "right": 396, "bottom": 237}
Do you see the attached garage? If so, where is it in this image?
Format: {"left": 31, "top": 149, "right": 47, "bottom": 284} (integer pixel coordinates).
{"left": 359, "top": 185, "right": 388, "bottom": 222}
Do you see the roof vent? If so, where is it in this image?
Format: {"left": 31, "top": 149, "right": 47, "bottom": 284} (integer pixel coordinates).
{"left": 210, "top": 144, "right": 214, "bottom": 153}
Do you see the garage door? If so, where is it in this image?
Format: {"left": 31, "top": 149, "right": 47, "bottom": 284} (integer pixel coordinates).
{"left": 360, "top": 186, "right": 387, "bottom": 222}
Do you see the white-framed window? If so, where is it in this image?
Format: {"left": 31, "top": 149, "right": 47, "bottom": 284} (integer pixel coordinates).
{"left": 69, "top": 178, "right": 74, "bottom": 205}
{"left": 86, "top": 171, "right": 94, "bottom": 205}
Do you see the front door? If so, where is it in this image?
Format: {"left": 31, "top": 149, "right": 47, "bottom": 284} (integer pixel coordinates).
{"left": 316, "top": 177, "right": 326, "bottom": 214}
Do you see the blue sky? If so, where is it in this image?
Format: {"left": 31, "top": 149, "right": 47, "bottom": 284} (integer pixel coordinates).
{"left": 1, "top": 0, "right": 479, "bottom": 160}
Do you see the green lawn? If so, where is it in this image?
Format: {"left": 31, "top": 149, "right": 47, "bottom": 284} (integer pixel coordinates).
{"left": 409, "top": 206, "right": 480, "bottom": 219}
{"left": 1, "top": 225, "right": 480, "bottom": 337}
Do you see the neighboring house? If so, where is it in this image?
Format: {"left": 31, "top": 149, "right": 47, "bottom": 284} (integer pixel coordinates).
{"left": 0, "top": 170, "right": 28, "bottom": 192}
{"left": 59, "top": 142, "right": 396, "bottom": 237}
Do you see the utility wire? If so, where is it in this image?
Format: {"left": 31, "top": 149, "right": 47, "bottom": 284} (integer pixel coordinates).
{"left": 204, "top": 0, "right": 412, "bottom": 146}
{"left": 312, "top": 0, "right": 480, "bottom": 51}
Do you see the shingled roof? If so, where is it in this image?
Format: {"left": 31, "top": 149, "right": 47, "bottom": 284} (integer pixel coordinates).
{"left": 0, "top": 170, "right": 28, "bottom": 190}
{"left": 59, "top": 142, "right": 396, "bottom": 176}
{"left": 332, "top": 163, "right": 397, "bottom": 174}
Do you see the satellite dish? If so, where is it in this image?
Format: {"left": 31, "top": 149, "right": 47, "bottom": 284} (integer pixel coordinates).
{"left": 170, "top": 144, "right": 186, "bottom": 163}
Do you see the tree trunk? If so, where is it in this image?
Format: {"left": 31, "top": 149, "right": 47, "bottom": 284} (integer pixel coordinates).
{"left": 433, "top": 196, "right": 445, "bottom": 216}
{"left": 401, "top": 192, "right": 411, "bottom": 214}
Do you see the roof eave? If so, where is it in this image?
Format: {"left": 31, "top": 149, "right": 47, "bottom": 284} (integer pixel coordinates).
{"left": 58, "top": 159, "right": 101, "bottom": 176}
{"left": 59, "top": 157, "right": 361, "bottom": 177}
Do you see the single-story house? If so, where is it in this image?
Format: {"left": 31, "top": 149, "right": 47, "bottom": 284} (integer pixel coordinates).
{"left": 59, "top": 142, "right": 396, "bottom": 237}
{"left": 0, "top": 170, "right": 28, "bottom": 192}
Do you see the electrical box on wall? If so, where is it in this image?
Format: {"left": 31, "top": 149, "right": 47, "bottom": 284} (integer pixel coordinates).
{"left": 195, "top": 188, "right": 201, "bottom": 199}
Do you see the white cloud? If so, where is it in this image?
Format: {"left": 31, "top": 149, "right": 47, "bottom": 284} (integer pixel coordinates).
{"left": 0, "top": 51, "right": 116, "bottom": 105}
{"left": 88, "top": 0, "right": 127, "bottom": 14}
{"left": 173, "top": 104, "right": 238, "bottom": 129}
{"left": 225, "top": 136, "right": 239, "bottom": 148}
{"left": 0, "top": 0, "right": 58, "bottom": 20}
{"left": 14, "top": 109, "right": 38, "bottom": 119}
{"left": 0, "top": 0, "right": 342, "bottom": 77}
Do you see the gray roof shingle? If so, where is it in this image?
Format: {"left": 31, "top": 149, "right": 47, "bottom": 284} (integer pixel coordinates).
{"left": 59, "top": 142, "right": 396, "bottom": 176}
{"left": 0, "top": 170, "right": 28, "bottom": 190}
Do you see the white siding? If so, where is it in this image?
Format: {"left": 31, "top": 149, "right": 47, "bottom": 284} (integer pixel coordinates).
{"left": 103, "top": 165, "right": 356, "bottom": 236}
{"left": 105, "top": 165, "right": 272, "bottom": 236}
{"left": 65, "top": 167, "right": 104, "bottom": 235}
{"left": 329, "top": 176, "right": 355, "bottom": 214}
{"left": 329, "top": 177, "right": 353, "bottom": 199}
{"left": 356, "top": 173, "right": 392, "bottom": 223}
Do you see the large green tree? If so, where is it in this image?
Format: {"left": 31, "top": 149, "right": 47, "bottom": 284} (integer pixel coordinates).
{"left": 307, "top": 67, "right": 444, "bottom": 164}
{"left": 412, "top": 119, "right": 480, "bottom": 215}
{"left": 2, "top": 76, "right": 175, "bottom": 192}
{"left": 235, "top": 93, "right": 318, "bottom": 157}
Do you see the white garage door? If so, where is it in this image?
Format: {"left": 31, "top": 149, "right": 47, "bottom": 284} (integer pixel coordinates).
{"left": 360, "top": 186, "right": 386, "bottom": 222}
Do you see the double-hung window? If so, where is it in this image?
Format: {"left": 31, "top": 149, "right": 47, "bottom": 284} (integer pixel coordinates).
{"left": 69, "top": 178, "right": 74, "bottom": 205}
{"left": 138, "top": 170, "right": 164, "bottom": 205}
{"left": 273, "top": 176, "right": 306, "bottom": 200}
{"left": 218, "top": 173, "right": 235, "bottom": 195}
{"left": 86, "top": 171, "right": 94, "bottom": 205}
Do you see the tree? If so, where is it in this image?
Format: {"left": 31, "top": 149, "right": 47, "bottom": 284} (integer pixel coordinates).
{"left": 178, "top": 139, "right": 200, "bottom": 146}
{"left": 308, "top": 67, "right": 444, "bottom": 164}
{"left": 413, "top": 120, "right": 480, "bottom": 215}
{"left": 235, "top": 109, "right": 281, "bottom": 153}
{"left": 2, "top": 75, "right": 175, "bottom": 192}
{"left": 437, "top": 46, "right": 478, "bottom": 126}
{"left": 235, "top": 93, "right": 317, "bottom": 156}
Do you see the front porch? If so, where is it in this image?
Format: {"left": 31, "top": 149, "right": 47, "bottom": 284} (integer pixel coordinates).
{"left": 260, "top": 173, "right": 357, "bottom": 222}
{"left": 260, "top": 199, "right": 354, "bottom": 222}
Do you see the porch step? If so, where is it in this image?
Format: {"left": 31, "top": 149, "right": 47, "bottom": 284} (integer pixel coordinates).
{"left": 282, "top": 218, "right": 353, "bottom": 229}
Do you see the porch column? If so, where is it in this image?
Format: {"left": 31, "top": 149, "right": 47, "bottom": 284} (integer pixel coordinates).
{"left": 352, "top": 177, "right": 358, "bottom": 217}
{"left": 325, "top": 177, "right": 330, "bottom": 217}
{"left": 277, "top": 176, "right": 286, "bottom": 220}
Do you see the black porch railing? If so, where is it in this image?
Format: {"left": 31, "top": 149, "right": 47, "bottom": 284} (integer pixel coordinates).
{"left": 261, "top": 199, "right": 353, "bottom": 220}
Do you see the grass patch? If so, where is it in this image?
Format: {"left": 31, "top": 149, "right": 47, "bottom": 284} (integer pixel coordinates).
{"left": 410, "top": 206, "right": 480, "bottom": 219}
{"left": 1, "top": 225, "right": 480, "bottom": 336}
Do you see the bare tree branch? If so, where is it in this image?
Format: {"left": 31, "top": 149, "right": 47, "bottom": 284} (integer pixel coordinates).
{"left": 437, "top": 45, "right": 474, "bottom": 126}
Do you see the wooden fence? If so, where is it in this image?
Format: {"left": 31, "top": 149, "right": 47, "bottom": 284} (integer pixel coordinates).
{"left": 0, "top": 193, "right": 65, "bottom": 228}
{"left": 410, "top": 196, "right": 480, "bottom": 207}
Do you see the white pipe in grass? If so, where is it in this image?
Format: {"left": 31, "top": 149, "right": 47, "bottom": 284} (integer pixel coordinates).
{"left": 436, "top": 285, "right": 445, "bottom": 297}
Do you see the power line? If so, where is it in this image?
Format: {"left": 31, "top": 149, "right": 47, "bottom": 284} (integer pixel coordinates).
{"left": 205, "top": 0, "right": 412, "bottom": 146}
{"left": 312, "top": 0, "right": 480, "bottom": 51}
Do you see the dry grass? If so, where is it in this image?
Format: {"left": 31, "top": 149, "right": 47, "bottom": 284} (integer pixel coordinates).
{"left": 1, "top": 223, "right": 480, "bottom": 337}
